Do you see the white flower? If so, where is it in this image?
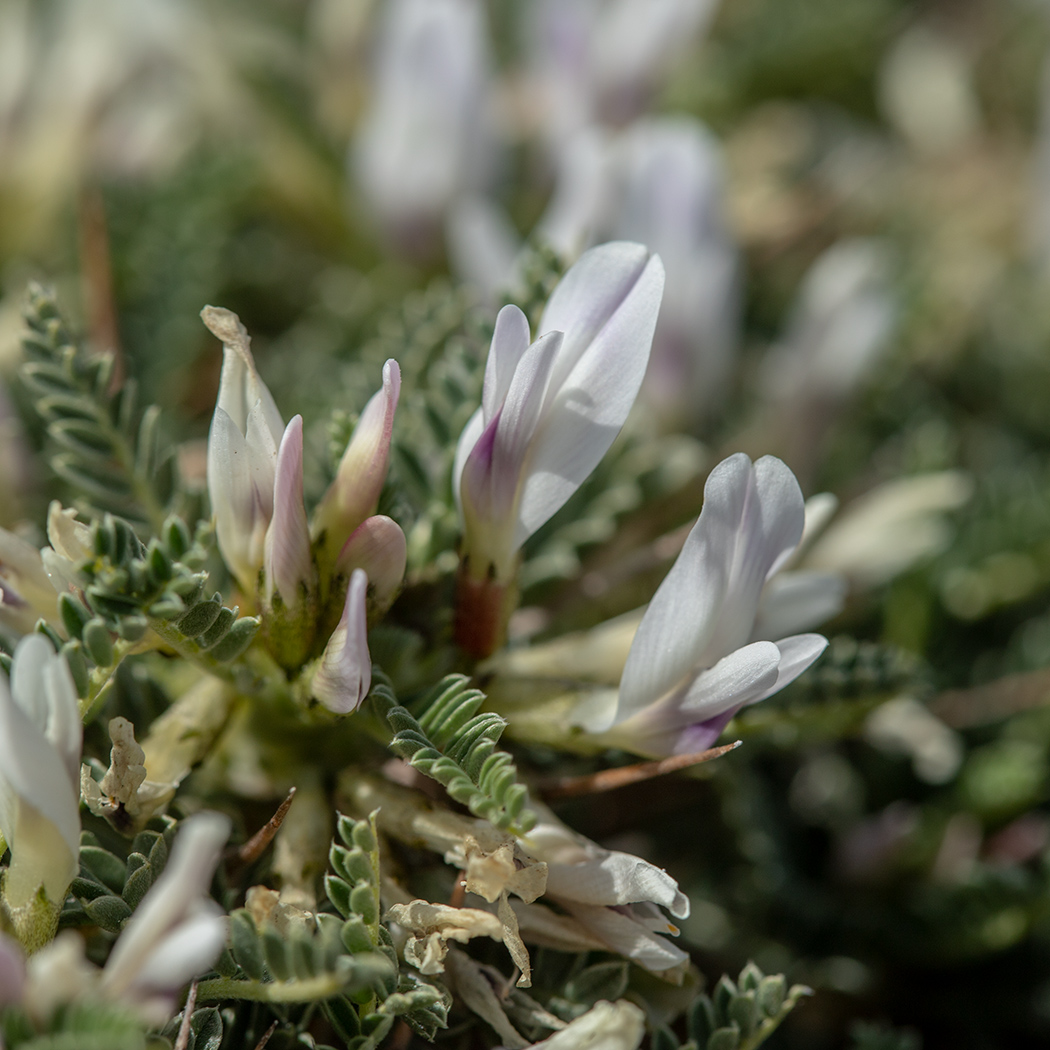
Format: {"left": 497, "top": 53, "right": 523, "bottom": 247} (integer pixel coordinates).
{"left": 610, "top": 118, "right": 740, "bottom": 425}
{"left": 581, "top": 454, "right": 828, "bottom": 757}
{"left": 353, "top": 0, "right": 495, "bottom": 242}
{"left": 99, "top": 811, "right": 231, "bottom": 1022}
{"left": 0, "top": 635, "right": 82, "bottom": 948}
{"left": 535, "top": 1000, "right": 646, "bottom": 1050}
{"left": 524, "top": 0, "right": 718, "bottom": 148}
{"left": 521, "top": 805, "right": 690, "bottom": 975}
{"left": 760, "top": 239, "right": 896, "bottom": 408}
{"left": 452, "top": 241, "right": 663, "bottom": 654}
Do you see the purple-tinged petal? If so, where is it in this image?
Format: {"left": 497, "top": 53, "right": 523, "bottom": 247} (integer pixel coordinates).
{"left": 314, "top": 569, "right": 372, "bottom": 714}
{"left": 0, "top": 932, "right": 26, "bottom": 1006}
{"left": 334, "top": 516, "right": 407, "bottom": 620}
{"left": 619, "top": 454, "right": 803, "bottom": 719}
{"left": 315, "top": 361, "right": 402, "bottom": 564}
{"left": 264, "top": 416, "right": 313, "bottom": 610}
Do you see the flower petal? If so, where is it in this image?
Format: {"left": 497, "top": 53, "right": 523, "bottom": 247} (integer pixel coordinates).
{"left": 314, "top": 569, "right": 372, "bottom": 714}
{"left": 753, "top": 633, "right": 828, "bottom": 703}
{"left": 560, "top": 901, "right": 688, "bottom": 973}
{"left": 618, "top": 454, "right": 803, "bottom": 719}
{"left": 334, "top": 516, "right": 407, "bottom": 620}
{"left": 752, "top": 570, "right": 846, "bottom": 641}
{"left": 515, "top": 245, "right": 664, "bottom": 544}
{"left": 543, "top": 849, "right": 689, "bottom": 919}
{"left": 482, "top": 305, "right": 532, "bottom": 422}
{"left": 265, "top": 416, "right": 312, "bottom": 609}
{"left": 101, "top": 811, "right": 231, "bottom": 999}
{"left": 314, "top": 360, "right": 402, "bottom": 559}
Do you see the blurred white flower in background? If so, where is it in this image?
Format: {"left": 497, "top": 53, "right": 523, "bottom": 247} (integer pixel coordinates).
{"left": 353, "top": 0, "right": 497, "bottom": 255}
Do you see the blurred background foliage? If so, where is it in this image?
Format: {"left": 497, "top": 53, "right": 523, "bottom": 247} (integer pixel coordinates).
{"left": 6, "top": 0, "right": 1050, "bottom": 1046}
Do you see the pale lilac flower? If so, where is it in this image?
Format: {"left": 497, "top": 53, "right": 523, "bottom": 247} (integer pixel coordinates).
{"left": 0, "top": 635, "right": 82, "bottom": 945}
{"left": 761, "top": 239, "right": 896, "bottom": 409}
{"left": 524, "top": 0, "right": 719, "bottom": 147}
{"left": 313, "top": 568, "right": 372, "bottom": 714}
{"left": 353, "top": 0, "right": 495, "bottom": 249}
{"left": 454, "top": 242, "right": 664, "bottom": 583}
{"left": 581, "top": 454, "right": 828, "bottom": 757}
{"left": 453, "top": 242, "right": 663, "bottom": 655}
{"left": 99, "top": 811, "right": 231, "bottom": 1022}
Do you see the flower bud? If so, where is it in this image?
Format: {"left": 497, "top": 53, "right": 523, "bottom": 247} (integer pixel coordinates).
{"left": 203, "top": 305, "right": 284, "bottom": 595}
{"left": 313, "top": 360, "right": 401, "bottom": 577}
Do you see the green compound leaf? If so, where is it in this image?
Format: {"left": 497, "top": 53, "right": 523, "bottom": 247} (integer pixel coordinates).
{"left": 673, "top": 962, "right": 811, "bottom": 1050}
{"left": 20, "top": 283, "right": 174, "bottom": 533}
{"left": 371, "top": 674, "right": 536, "bottom": 834}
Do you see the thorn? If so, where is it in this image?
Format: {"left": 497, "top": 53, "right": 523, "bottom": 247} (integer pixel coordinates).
{"left": 538, "top": 741, "right": 743, "bottom": 800}
{"left": 173, "top": 980, "right": 198, "bottom": 1050}
{"left": 253, "top": 1020, "right": 279, "bottom": 1050}
{"left": 230, "top": 787, "right": 297, "bottom": 871}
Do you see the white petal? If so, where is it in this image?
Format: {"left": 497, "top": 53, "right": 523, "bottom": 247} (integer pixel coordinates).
{"left": 618, "top": 454, "right": 803, "bottom": 719}
{"left": 102, "top": 812, "right": 231, "bottom": 998}
{"left": 129, "top": 907, "right": 226, "bottom": 994}
{"left": 334, "top": 516, "right": 407, "bottom": 618}
{"left": 314, "top": 569, "right": 372, "bottom": 714}
{"left": 453, "top": 407, "right": 485, "bottom": 518}
{"left": 675, "top": 640, "right": 782, "bottom": 719}
{"left": 531, "top": 999, "right": 645, "bottom": 1050}
{"left": 482, "top": 305, "right": 532, "bottom": 421}
{"left": 752, "top": 633, "right": 828, "bottom": 704}
{"left": 561, "top": 902, "right": 689, "bottom": 973}
{"left": 0, "top": 675, "right": 81, "bottom": 864}
{"left": 316, "top": 360, "right": 402, "bottom": 553}
{"left": 752, "top": 570, "right": 846, "bottom": 640}
{"left": 515, "top": 248, "right": 664, "bottom": 545}
{"left": 544, "top": 850, "right": 689, "bottom": 919}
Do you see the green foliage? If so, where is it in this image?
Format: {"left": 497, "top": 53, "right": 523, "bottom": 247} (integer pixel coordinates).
{"left": 656, "top": 963, "right": 811, "bottom": 1050}
{"left": 849, "top": 1020, "right": 922, "bottom": 1050}
{"left": 371, "top": 674, "right": 537, "bottom": 834}
{"left": 0, "top": 1000, "right": 153, "bottom": 1050}
{"left": 160, "top": 1008, "right": 223, "bottom": 1050}
{"left": 66, "top": 825, "right": 175, "bottom": 931}
{"left": 69, "top": 513, "right": 258, "bottom": 699}
{"left": 20, "top": 284, "right": 174, "bottom": 533}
